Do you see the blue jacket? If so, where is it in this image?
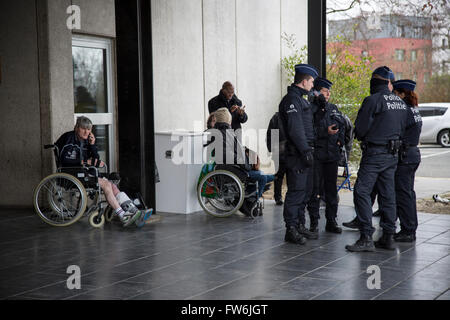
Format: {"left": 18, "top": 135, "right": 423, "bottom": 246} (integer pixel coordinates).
{"left": 355, "top": 85, "right": 408, "bottom": 145}
{"left": 55, "top": 131, "right": 99, "bottom": 167}
{"left": 278, "top": 84, "right": 314, "bottom": 170}
{"left": 400, "top": 104, "right": 422, "bottom": 164}
{"left": 311, "top": 100, "right": 346, "bottom": 162}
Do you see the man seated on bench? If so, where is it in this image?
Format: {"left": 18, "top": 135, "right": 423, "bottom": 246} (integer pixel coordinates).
{"left": 55, "top": 116, "right": 145, "bottom": 227}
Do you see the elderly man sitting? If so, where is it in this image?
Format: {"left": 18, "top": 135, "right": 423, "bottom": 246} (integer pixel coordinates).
{"left": 55, "top": 116, "right": 149, "bottom": 227}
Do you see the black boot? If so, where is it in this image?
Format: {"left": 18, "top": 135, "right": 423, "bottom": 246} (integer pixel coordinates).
{"left": 373, "top": 210, "right": 381, "bottom": 217}
{"left": 394, "top": 230, "right": 416, "bottom": 243}
{"left": 275, "top": 198, "right": 284, "bottom": 206}
{"left": 345, "top": 234, "right": 375, "bottom": 252}
{"left": 297, "top": 224, "right": 319, "bottom": 239}
{"left": 285, "top": 226, "right": 307, "bottom": 245}
{"left": 374, "top": 233, "right": 396, "bottom": 250}
{"left": 325, "top": 219, "right": 342, "bottom": 234}
{"left": 309, "top": 220, "right": 319, "bottom": 233}
{"left": 342, "top": 217, "right": 361, "bottom": 229}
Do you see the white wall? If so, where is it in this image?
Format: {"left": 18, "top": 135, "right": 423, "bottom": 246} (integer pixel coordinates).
{"left": 151, "top": 0, "right": 308, "bottom": 171}
{"left": 151, "top": 0, "right": 308, "bottom": 132}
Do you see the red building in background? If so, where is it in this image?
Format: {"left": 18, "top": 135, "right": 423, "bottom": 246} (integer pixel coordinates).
{"left": 328, "top": 14, "right": 432, "bottom": 95}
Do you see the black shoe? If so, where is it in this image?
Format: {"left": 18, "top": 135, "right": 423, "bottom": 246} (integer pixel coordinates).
{"left": 309, "top": 220, "right": 319, "bottom": 233}
{"left": 345, "top": 234, "right": 375, "bottom": 252}
{"left": 394, "top": 231, "right": 416, "bottom": 243}
{"left": 285, "top": 226, "right": 307, "bottom": 245}
{"left": 325, "top": 219, "right": 342, "bottom": 234}
{"left": 342, "top": 217, "right": 361, "bottom": 229}
{"left": 373, "top": 210, "right": 381, "bottom": 217}
{"left": 275, "top": 199, "right": 284, "bottom": 206}
{"left": 374, "top": 233, "right": 395, "bottom": 250}
{"left": 297, "top": 224, "right": 319, "bottom": 239}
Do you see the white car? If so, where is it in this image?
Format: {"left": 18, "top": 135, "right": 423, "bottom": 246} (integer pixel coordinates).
{"left": 418, "top": 103, "right": 450, "bottom": 147}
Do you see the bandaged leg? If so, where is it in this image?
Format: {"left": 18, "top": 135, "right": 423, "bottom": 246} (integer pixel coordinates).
{"left": 115, "top": 192, "right": 142, "bottom": 226}
{"left": 116, "top": 192, "right": 139, "bottom": 213}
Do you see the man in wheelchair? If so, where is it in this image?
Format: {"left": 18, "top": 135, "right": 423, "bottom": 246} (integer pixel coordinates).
{"left": 55, "top": 116, "right": 144, "bottom": 227}
{"left": 201, "top": 108, "right": 273, "bottom": 217}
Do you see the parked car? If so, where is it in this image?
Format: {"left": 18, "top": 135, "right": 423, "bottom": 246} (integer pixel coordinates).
{"left": 418, "top": 103, "right": 450, "bottom": 147}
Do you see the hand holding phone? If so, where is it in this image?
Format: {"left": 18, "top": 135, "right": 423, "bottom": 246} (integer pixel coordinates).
{"left": 88, "top": 133, "right": 95, "bottom": 145}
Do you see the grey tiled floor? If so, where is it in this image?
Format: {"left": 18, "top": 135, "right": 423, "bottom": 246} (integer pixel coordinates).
{"left": 0, "top": 203, "right": 449, "bottom": 300}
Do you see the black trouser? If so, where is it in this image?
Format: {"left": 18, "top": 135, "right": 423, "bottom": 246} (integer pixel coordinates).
{"left": 283, "top": 165, "right": 314, "bottom": 228}
{"left": 395, "top": 162, "right": 420, "bottom": 234}
{"left": 308, "top": 160, "right": 339, "bottom": 222}
{"left": 274, "top": 160, "right": 287, "bottom": 201}
{"left": 353, "top": 149, "right": 398, "bottom": 237}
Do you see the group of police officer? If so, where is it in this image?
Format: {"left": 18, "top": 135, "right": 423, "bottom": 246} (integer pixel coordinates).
{"left": 278, "top": 64, "right": 422, "bottom": 251}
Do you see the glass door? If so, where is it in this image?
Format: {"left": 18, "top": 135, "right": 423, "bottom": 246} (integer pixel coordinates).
{"left": 72, "top": 36, "right": 116, "bottom": 170}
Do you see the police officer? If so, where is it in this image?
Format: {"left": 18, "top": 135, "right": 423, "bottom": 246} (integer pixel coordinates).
{"left": 279, "top": 64, "right": 319, "bottom": 244}
{"left": 307, "top": 77, "right": 346, "bottom": 234}
{"left": 346, "top": 66, "right": 408, "bottom": 252}
{"left": 392, "top": 79, "right": 422, "bottom": 242}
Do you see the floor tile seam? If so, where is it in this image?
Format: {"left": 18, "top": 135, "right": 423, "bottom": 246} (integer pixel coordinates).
{"left": 3, "top": 267, "right": 103, "bottom": 300}
{"left": 193, "top": 229, "right": 286, "bottom": 258}
{"left": 187, "top": 246, "right": 355, "bottom": 301}
{"left": 182, "top": 272, "right": 257, "bottom": 300}
{"left": 206, "top": 239, "right": 342, "bottom": 272}
{"left": 370, "top": 254, "right": 450, "bottom": 300}
{"left": 185, "top": 224, "right": 281, "bottom": 248}
{"left": 4, "top": 236, "right": 287, "bottom": 297}
{"left": 67, "top": 273, "right": 200, "bottom": 300}
{"left": 158, "top": 243, "right": 342, "bottom": 300}
{"left": 289, "top": 249, "right": 412, "bottom": 300}
{"left": 434, "top": 288, "right": 450, "bottom": 300}
{"left": 275, "top": 255, "right": 366, "bottom": 296}
{"left": 64, "top": 256, "right": 198, "bottom": 299}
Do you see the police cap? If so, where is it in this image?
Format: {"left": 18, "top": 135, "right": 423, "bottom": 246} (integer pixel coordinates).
{"left": 372, "top": 66, "right": 395, "bottom": 81}
{"left": 295, "top": 64, "right": 319, "bottom": 79}
{"left": 393, "top": 79, "right": 416, "bottom": 91}
{"left": 314, "top": 77, "right": 333, "bottom": 90}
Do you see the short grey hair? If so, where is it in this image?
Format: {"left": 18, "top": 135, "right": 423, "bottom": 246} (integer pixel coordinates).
{"left": 75, "top": 116, "right": 93, "bottom": 130}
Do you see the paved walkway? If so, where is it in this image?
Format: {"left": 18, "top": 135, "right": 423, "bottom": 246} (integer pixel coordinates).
{"left": 0, "top": 203, "right": 449, "bottom": 300}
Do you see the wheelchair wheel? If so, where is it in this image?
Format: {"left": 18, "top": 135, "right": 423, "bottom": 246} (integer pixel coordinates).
{"left": 197, "top": 170, "right": 244, "bottom": 217}
{"left": 33, "top": 173, "right": 87, "bottom": 227}
{"left": 104, "top": 206, "right": 115, "bottom": 222}
{"left": 89, "top": 211, "right": 105, "bottom": 228}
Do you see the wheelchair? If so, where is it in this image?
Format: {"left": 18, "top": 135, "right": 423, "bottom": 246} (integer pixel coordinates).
{"left": 197, "top": 163, "right": 264, "bottom": 219}
{"left": 33, "top": 144, "right": 122, "bottom": 228}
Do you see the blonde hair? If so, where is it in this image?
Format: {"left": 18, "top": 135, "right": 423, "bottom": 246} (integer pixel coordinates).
{"left": 214, "top": 107, "right": 232, "bottom": 125}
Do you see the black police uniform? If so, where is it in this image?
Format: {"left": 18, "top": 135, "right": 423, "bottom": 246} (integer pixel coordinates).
{"left": 395, "top": 105, "right": 422, "bottom": 236}
{"left": 308, "top": 98, "right": 346, "bottom": 229}
{"left": 266, "top": 112, "right": 287, "bottom": 204}
{"left": 279, "top": 85, "right": 315, "bottom": 230}
{"left": 353, "top": 83, "right": 408, "bottom": 239}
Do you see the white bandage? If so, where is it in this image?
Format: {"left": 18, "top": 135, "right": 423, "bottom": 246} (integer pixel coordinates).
{"left": 115, "top": 192, "right": 130, "bottom": 205}
{"left": 116, "top": 192, "right": 137, "bottom": 213}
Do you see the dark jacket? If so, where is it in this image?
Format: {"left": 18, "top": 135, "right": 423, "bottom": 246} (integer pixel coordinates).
{"left": 400, "top": 104, "right": 422, "bottom": 164}
{"left": 207, "top": 122, "right": 251, "bottom": 171}
{"left": 355, "top": 84, "right": 408, "bottom": 146}
{"left": 266, "top": 112, "right": 287, "bottom": 153}
{"left": 311, "top": 99, "right": 346, "bottom": 162}
{"left": 278, "top": 84, "right": 315, "bottom": 170}
{"left": 208, "top": 90, "right": 248, "bottom": 130}
{"left": 55, "top": 131, "right": 99, "bottom": 167}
